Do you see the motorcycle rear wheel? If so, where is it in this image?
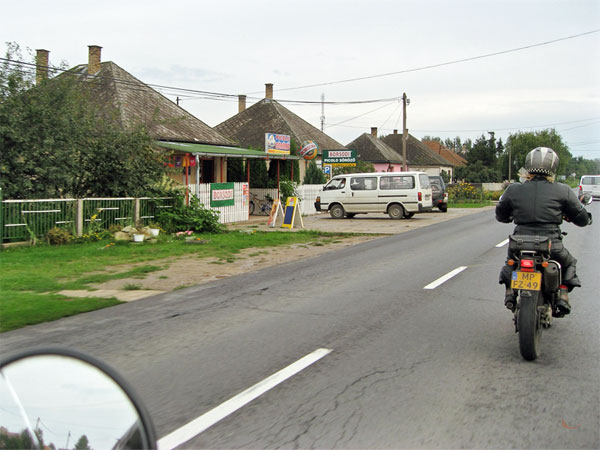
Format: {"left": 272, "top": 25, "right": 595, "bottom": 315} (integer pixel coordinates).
{"left": 517, "top": 291, "right": 543, "bottom": 361}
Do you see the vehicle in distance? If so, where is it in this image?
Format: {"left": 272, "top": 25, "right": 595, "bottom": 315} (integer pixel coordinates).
{"left": 314, "top": 171, "right": 433, "bottom": 219}
{"left": 428, "top": 175, "right": 448, "bottom": 212}
{"left": 579, "top": 175, "right": 600, "bottom": 200}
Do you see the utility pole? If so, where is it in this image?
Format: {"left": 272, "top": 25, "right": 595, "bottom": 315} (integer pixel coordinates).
{"left": 402, "top": 93, "right": 409, "bottom": 172}
{"left": 320, "top": 93, "right": 325, "bottom": 131}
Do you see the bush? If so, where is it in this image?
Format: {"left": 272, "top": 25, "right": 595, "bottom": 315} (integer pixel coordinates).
{"left": 156, "top": 195, "right": 224, "bottom": 234}
{"left": 45, "top": 227, "right": 72, "bottom": 245}
{"left": 279, "top": 178, "right": 298, "bottom": 205}
{"left": 448, "top": 181, "right": 484, "bottom": 203}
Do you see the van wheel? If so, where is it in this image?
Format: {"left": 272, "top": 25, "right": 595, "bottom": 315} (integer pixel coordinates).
{"left": 330, "top": 204, "right": 345, "bottom": 219}
{"left": 404, "top": 212, "right": 415, "bottom": 219}
{"left": 388, "top": 204, "right": 404, "bottom": 219}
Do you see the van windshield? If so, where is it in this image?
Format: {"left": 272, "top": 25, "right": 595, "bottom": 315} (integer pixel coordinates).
{"left": 324, "top": 178, "right": 346, "bottom": 190}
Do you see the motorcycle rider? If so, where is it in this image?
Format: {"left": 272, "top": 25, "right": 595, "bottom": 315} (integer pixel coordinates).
{"left": 496, "top": 147, "right": 592, "bottom": 316}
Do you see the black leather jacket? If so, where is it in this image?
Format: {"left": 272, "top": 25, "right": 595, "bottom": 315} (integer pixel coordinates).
{"left": 495, "top": 177, "right": 590, "bottom": 237}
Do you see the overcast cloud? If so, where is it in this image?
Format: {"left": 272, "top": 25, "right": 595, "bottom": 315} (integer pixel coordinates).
{"left": 3, "top": 0, "right": 599, "bottom": 158}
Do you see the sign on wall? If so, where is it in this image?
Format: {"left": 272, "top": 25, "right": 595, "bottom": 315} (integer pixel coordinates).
{"left": 210, "top": 182, "right": 235, "bottom": 207}
{"left": 265, "top": 133, "right": 291, "bottom": 155}
{"left": 322, "top": 149, "right": 357, "bottom": 167}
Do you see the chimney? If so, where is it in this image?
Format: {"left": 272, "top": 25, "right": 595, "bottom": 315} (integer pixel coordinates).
{"left": 35, "top": 49, "right": 49, "bottom": 85}
{"left": 88, "top": 45, "right": 102, "bottom": 75}
{"left": 371, "top": 127, "right": 378, "bottom": 137}
{"left": 238, "top": 95, "right": 247, "bottom": 113}
{"left": 265, "top": 83, "right": 273, "bottom": 99}
{"left": 393, "top": 129, "right": 398, "bottom": 135}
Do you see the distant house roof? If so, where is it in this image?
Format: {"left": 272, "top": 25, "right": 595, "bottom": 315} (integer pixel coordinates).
{"left": 69, "top": 61, "right": 234, "bottom": 146}
{"left": 381, "top": 132, "right": 452, "bottom": 167}
{"left": 346, "top": 133, "right": 404, "bottom": 165}
{"left": 422, "top": 141, "right": 467, "bottom": 167}
{"left": 215, "top": 98, "right": 345, "bottom": 151}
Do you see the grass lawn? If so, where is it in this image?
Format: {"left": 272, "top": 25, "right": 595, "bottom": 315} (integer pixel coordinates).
{"left": 449, "top": 202, "right": 495, "bottom": 208}
{"left": 0, "top": 230, "right": 352, "bottom": 332}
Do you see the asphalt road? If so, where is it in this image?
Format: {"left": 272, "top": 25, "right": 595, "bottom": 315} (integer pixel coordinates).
{"left": 2, "top": 204, "right": 599, "bottom": 449}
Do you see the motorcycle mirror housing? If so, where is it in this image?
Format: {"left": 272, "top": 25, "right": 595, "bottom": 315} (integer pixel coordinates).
{"left": 579, "top": 193, "right": 593, "bottom": 206}
{"left": 0, "top": 348, "right": 156, "bottom": 450}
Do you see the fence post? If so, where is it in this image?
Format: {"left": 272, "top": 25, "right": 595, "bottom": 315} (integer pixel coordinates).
{"left": 0, "top": 188, "right": 3, "bottom": 243}
{"left": 134, "top": 198, "right": 141, "bottom": 225}
{"left": 76, "top": 199, "right": 84, "bottom": 236}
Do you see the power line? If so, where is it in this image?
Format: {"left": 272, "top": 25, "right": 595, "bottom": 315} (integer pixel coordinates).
{"left": 0, "top": 57, "right": 401, "bottom": 106}
{"left": 246, "top": 29, "right": 600, "bottom": 93}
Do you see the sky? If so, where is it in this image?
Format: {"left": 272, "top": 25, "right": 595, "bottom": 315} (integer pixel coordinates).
{"left": 3, "top": 0, "right": 600, "bottom": 160}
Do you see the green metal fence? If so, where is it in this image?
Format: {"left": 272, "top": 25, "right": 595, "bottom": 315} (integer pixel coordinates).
{"left": 1, "top": 197, "right": 175, "bottom": 243}
{"left": 1, "top": 198, "right": 77, "bottom": 243}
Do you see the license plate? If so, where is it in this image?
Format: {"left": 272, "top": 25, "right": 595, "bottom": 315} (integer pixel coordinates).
{"left": 511, "top": 271, "right": 542, "bottom": 291}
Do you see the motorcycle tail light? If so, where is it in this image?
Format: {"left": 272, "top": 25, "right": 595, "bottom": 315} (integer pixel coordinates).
{"left": 520, "top": 259, "right": 535, "bottom": 272}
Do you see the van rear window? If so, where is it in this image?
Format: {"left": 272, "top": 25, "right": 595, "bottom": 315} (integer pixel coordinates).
{"left": 380, "top": 176, "right": 414, "bottom": 190}
{"left": 581, "top": 176, "right": 600, "bottom": 185}
{"left": 419, "top": 174, "right": 431, "bottom": 188}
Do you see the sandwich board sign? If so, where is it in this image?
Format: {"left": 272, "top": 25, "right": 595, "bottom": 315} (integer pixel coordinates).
{"left": 267, "top": 198, "right": 285, "bottom": 228}
{"left": 281, "top": 197, "right": 304, "bottom": 229}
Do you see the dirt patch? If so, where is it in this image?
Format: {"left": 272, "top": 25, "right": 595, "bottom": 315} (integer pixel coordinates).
{"left": 91, "top": 235, "right": 382, "bottom": 292}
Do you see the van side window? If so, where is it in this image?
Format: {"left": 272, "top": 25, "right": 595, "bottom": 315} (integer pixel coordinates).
{"left": 324, "top": 178, "right": 346, "bottom": 190}
{"left": 380, "top": 176, "right": 414, "bottom": 190}
{"left": 350, "top": 177, "right": 377, "bottom": 190}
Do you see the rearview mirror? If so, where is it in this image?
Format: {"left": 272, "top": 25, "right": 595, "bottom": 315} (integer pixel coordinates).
{"left": 0, "top": 348, "right": 156, "bottom": 449}
{"left": 579, "top": 193, "right": 593, "bottom": 206}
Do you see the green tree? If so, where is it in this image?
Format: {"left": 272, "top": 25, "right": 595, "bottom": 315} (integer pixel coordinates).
{"left": 74, "top": 434, "right": 91, "bottom": 450}
{"left": 501, "top": 129, "right": 572, "bottom": 180}
{"left": 466, "top": 133, "right": 498, "bottom": 167}
{"left": 226, "top": 158, "right": 245, "bottom": 182}
{"left": 249, "top": 159, "right": 268, "bottom": 187}
{"left": 303, "top": 159, "right": 327, "bottom": 184}
{"left": 0, "top": 42, "right": 167, "bottom": 199}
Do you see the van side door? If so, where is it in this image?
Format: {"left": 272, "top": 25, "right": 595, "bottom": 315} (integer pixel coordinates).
{"left": 347, "top": 176, "right": 378, "bottom": 212}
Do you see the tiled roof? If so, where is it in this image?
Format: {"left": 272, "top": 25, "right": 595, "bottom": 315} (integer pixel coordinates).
{"left": 215, "top": 99, "right": 345, "bottom": 151}
{"left": 69, "top": 62, "right": 233, "bottom": 146}
{"left": 381, "top": 132, "right": 452, "bottom": 167}
{"left": 422, "top": 141, "right": 467, "bottom": 167}
{"left": 346, "top": 133, "right": 404, "bottom": 164}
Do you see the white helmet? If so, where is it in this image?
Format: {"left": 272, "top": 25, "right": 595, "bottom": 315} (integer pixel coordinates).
{"left": 524, "top": 147, "right": 559, "bottom": 176}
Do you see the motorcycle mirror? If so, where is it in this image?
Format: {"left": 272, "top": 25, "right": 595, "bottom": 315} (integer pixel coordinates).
{"left": 579, "top": 193, "right": 593, "bottom": 206}
{"left": 0, "top": 348, "right": 156, "bottom": 450}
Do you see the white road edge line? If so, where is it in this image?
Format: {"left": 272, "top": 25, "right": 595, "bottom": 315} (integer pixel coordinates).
{"left": 157, "top": 347, "right": 333, "bottom": 450}
{"left": 424, "top": 266, "right": 468, "bottom": 290}
{"left": 496, "top": 239, "right": 509, "bottom": 248}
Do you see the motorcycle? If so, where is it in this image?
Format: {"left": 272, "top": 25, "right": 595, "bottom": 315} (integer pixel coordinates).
{"left": 509, "top": 193, "right": 593, "bottom": 361}
{"left": 0, "top": 348, "right": 156, "bottom": 449}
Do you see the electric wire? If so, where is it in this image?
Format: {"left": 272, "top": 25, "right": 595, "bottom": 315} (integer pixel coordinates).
{"left": 246, "top": 29, "right": 600, "bottom": 93}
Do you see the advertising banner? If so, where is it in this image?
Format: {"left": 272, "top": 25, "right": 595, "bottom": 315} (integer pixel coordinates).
{"left": 265, "top": 133, "right": 291, "bottom": 155}
{"left": 322, "top": 149, "right": 357, "bottom": 167}
{"left": 210, "top": 182, "right": 235, "bottom": 207}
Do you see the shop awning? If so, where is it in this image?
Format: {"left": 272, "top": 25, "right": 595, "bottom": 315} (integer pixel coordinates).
{"left": 156, "top": 141, "right": 299, "bottom": 160}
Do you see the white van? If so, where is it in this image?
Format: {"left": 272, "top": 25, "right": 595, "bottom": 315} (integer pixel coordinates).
{"left": 314, "top": 172, "right": 433, "bottom": 219}
{"left": 579, "top": 175, "right": 600, "bottom": 200}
